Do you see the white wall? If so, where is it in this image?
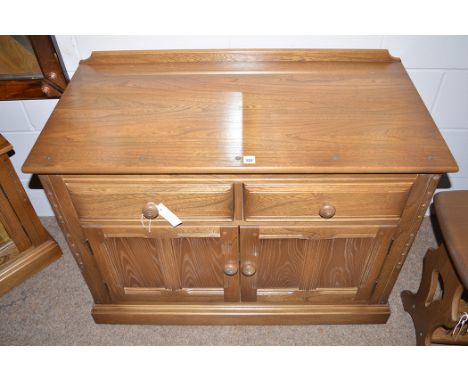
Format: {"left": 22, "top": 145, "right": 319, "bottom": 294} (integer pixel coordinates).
{"left": 1, "top": 35, "right": 467, "bottom": 216}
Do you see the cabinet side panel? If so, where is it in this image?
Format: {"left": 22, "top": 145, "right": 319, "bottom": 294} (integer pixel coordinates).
{"left": 0, "top": 184, "right": 31, "bottom": 251}
{"left": 371, "top": 174, "right": 440, "bottom": 303}
{"left": 355, "top": 227, "right": 396, "bottom": 301}
{"left": 40, "top": 175, "right": 110, "bottom": 303}
{"left": 0, "top": 153, "right": 50, "bottom": 245}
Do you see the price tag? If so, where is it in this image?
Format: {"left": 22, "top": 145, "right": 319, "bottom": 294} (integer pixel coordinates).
{"left": 157, "top": 203, "right": 182, "bottom": 227}
{"left": 243, "top": 155, "right": 256, "bottom": 164}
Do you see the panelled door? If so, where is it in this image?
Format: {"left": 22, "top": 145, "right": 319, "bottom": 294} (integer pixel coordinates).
{"left": 84, "top": 225, "right": 240, "bottom": 303}
{"left": 84, "top": 223, "right": 395, "bottom": 305}
{"left": 239, "top": 225, "right": 396, "bottom": 304}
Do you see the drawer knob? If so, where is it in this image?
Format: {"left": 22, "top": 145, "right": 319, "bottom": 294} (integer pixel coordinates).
{"left": 241, "top": 262, "right": 256, "bottom": 277}
{"left": 224, "top": 261, "right": 238, "bottom": 276}
{"left": 319, "top": 203, "right": 336, "bottom": 219}
{"left": 142, "top": 202, "right": 159, "bottom": 219}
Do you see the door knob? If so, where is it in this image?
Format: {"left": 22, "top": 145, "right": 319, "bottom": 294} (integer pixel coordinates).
{"left": 241, "top": 262, "right": 256, "bottom": 277}
{"left": 142, "top": 202, "right": 159, "bottom": 219}
{"left": 319, "top": 203, "right": 336, "bottom": 219}
{"left": 224, "top": 261, "right": 238, "bottom": 276}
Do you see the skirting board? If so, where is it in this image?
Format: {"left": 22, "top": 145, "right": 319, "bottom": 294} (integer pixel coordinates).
{"left": 92, "top": 303, "right": 390, "bottom": 325}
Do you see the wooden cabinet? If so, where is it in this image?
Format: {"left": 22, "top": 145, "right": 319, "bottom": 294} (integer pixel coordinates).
{"left": 23, "top": 50, "right": 458, "bottom": 324}
{"left": 0, "top": 134, "right": 61, "bottom": 297}
{"left": 0, "top": 36, "right": 69, "bottom": 100}
{"left": 59, "top": 175, "right": 401, "bottom": 307}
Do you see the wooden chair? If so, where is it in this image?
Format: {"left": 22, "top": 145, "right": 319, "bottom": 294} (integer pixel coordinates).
{"left": 402, "top": 191, "right": 468, "bottom": 345}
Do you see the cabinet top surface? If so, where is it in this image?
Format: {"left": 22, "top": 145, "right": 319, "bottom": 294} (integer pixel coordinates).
{"left": 23, "top": 49, "right": 457, "bottom": 174}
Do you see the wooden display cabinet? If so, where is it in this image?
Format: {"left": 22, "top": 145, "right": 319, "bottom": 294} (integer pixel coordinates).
{"left": 0, "top": 35, "right": 68, "bottom": 100}
{"left": 23, "top": 49, "right": 458, "bottom": 324}
{"left": 0, "top": 135, "right": 61, "bottom": 297}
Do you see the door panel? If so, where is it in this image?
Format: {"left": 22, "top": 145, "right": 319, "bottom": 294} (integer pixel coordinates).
{"left": 256, "top": 238, "right": 306, "bottom": 288}
{"left": 240, "top": 225, "right": 395, "bottom": 303}
{"left": 85, "top": 226, "right": 240, "bottom": 303}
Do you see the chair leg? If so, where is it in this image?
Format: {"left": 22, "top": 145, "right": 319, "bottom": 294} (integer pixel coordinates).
{"left": 401, "top": 243, "right": 464, "bottom": 345}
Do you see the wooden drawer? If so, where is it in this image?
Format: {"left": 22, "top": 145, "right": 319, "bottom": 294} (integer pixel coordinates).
{"left": 243, "top": 175, "right": 415, "bottom": 221}
{"left": 63, "top": 176, "right": 234, "bottom": 222}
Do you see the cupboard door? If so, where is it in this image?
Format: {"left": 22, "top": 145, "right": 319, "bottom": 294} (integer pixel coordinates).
{"left": 84, "top": 226, "right": 240, "bottom": 303}
{"left": 239, "top": 225, "right": 395, "bottom": 303}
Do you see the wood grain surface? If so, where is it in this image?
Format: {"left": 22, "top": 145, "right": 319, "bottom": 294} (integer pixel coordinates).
{"left": 40, "top": 175, "right": 110, "bottom": 303}
{"left": 23, "top": 49, "right": 457, "bottom": 175}
{"left": 0, "top": 134, "right": 13, "bottom": 156}
{"left": 84, "top": 225, "right": 241, "bottom": 303}
{"left": 83, "top": 49, "right": 400, "bottom": 64}
{"left": 0, "top": 154, "right": 50, "bottom": 246}
{"left": 402, "top": 243, "right": 466, "bottom": 345}
{"left": 0, "top": 141, "right": 61, "bottom": 298}
{"left": 92, "top": 302, "right": 390, "bottom": 325}
{"left": 434, "top": 191, "right": 468, "bottom": 288}
{"left": 0, "top": 240, "right": 61, "bottom": 297}
{"left": 64, "top": 176, "right": 234, "bottom": 221}
{"left": 0, "top": 36, "right": 69, "bottom": 101}
{"left": 24, "top": 50, "right": 459, "bottom": 325}
{"left": 244, "top": 176, "right": 414, "bottom": 220}
{"left": 0, "top": 36, "right": 41, "bottom": 77}
{"left": 241, "top": 225, "right": 395, "bottom": 303}
{"left": 372, "top": 174, "right": 441, "bottom": 303}
{"left": 61, "top": 174, "right": 414, "bottom": 224}
{"left": 0, "top": 185, "right": 31, "bottom": 251}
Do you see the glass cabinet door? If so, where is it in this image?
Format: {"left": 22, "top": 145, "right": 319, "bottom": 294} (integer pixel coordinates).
{"left": 0, "top": 36, "right": 42, "bottom": 80}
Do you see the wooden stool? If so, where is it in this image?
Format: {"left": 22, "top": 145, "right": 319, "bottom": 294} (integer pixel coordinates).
{"left": 402, "top": 191, "right": 468, "bottom": 345}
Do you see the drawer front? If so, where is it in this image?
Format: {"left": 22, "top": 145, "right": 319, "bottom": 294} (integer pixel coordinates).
{"left": 244, "top": 176, "right": 415, "bottom": 221}
{"left": 64, "top": 177, "right": 234, "bottom": 222}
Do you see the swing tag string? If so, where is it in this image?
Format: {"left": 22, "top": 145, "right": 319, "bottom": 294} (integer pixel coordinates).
{"left": 140, "top": 214, "right": 153, "bottom": 233}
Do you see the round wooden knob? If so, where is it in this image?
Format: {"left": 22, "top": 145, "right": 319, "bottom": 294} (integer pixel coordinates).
{"left": 41, "top": 84, "right": 51, "bottom": 96}
{"left": 224, "top": 261, "right": 238, "bottom": 276}
{"left": 241, "top": 262, "right": 256, "bottom": 277}
{"left": 47, "top": 71, "right": 57, "bottom": 80}
{"left": 142, "top": 202, "right": 159, "bottom": 219}
{"left": 319, "top": 203, "right": 336, "bottom": 219}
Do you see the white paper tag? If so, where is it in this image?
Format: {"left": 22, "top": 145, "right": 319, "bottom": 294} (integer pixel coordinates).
{"left": 157, "top": 203, "right": 182, "bottom": 227}
{"left": 243, "top": 155, "right": 256, "bottom": 164}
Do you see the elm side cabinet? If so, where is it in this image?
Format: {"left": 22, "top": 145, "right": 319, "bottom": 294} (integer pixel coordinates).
{"left": 23, "top": 49, "right": 458, "bottom": 325}
{"left": 0, "top": 134, "right": 61, "bottom": 296}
